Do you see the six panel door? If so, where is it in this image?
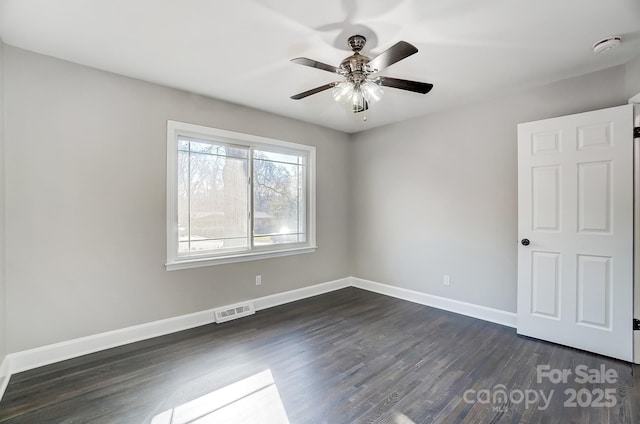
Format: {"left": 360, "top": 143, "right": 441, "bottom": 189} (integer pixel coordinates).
{"left": 517, "top": 104, "right": 634, "bottom": 361}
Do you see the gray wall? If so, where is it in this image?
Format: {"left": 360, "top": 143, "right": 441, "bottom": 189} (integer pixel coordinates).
{"left": 350, "top": 65, "right": 628, "bottom": 313}
{"left": 0, "top": 41, "right": 6, "bottom": 369}
{"left": 2, "top": 44, "right": 637, "bottom": 354}
{"left": 625, "top": 55, "right": 640, "bottom": 99}
{"left": 4, "top": 46, "right": 350, "bottom": 353}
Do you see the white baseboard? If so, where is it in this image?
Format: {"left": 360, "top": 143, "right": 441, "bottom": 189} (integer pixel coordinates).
{"left": 7, "top": 308, "right": 219, "bottom": 376}
{"left": 0, "top": 275, "right": 515, "bottom": 402}
{"left": 351, "top": 277, "right": 517, "bottom": 328}
{"left": 5, "top": 277, "right": 352, "bottom": 378}
{"left": 253, "top": 277, "right": 351, "bottom": 311}
{"left": 0, "top": 355, "right": 9, "bottom": 402}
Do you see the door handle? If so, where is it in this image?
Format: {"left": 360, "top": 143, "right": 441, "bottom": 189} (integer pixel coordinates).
{"left": 521, "top": 238, "right": 530, "bottom": 246}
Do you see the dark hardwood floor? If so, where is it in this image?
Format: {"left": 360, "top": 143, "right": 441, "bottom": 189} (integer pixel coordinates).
{"left": 0, "top": 287, "right": 638, "bottom": 423}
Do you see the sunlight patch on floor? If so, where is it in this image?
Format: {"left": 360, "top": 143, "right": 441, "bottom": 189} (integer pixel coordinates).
{"left": 151, "top": 369, "right": 290, "bottom": 424}
{"left": 391, "top": 412, "right": 416, "bottom": 424}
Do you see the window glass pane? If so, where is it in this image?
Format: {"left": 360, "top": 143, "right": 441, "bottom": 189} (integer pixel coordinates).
{"left": 190, "top": 237, "right": 246, "bottom": 252}
{"left": 254, "top": 149, "right": 303, "bottom": 165}
{"left": 178, "top": 138, "right": 190, "bottom": 151}
{"left": 170, "top": 122, "right": 315, "bottom": 266}
{"left": 177, "top": 150, "right": 190, "bottom": 246}
{"left": 179, "top": 137, "right": 248, "bottom": 159}
{"left": 178, "top": 139, "right": 249, "bottom": 255}
{"left": 253, "top": 151, "right": 305, "bottom": 246}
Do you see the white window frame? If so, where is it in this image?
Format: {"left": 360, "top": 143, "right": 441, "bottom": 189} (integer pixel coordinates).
{"left": 166, "top": 120, "right": 316, "bottom": 271}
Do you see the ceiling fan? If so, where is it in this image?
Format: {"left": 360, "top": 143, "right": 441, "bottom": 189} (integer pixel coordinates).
{"left": 290, "top": 35, "right": 433, "bottom": 114}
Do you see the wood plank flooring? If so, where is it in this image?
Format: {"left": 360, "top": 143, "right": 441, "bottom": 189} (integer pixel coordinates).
{"left": 0, "top": 287, "right": 638, "bottom": 423}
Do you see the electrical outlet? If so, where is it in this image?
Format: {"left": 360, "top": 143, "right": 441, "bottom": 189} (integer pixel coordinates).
{"left": 443, "top": 275, "right": 450, "bottom": 286}
{"left": 255, "top": 275, "right": 262, "bottom": 286}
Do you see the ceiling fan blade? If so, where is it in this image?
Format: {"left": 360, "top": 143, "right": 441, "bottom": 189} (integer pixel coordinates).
{"left": 376, "top": 77, "right": 433, "bottom": 94}
{"left": 290, "top": 82, "right": 338, "bottom": 100}
{"left": 291, "top": 57, "right": 339, "bottom": 74}
{"left": 367, "top": 41, "right": 418, "bottom": 72}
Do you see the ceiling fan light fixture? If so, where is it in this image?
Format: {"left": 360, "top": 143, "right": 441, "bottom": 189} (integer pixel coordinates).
{"left": 291, "top": 35, "right": 431, "bottom": 118}
{"left": 361, "top": 80, "right": 384, "bottom": 104}
{"left": 332, "top": 81, "right": 354, "bottom": 104}
{"left": 332, "top": 79, "right": 383, "bottom": 113}
{"left": 351, "top": 88, "right": 366, "bottom": 113}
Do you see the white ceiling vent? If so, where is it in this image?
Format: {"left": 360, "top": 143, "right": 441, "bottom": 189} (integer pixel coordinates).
{"left": 214, "top": 302, "right": 255, "bottom": 323}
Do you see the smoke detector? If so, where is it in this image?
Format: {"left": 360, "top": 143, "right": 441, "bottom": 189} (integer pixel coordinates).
{"left": 593, "top": 36, "right": 621, "bottom": 54}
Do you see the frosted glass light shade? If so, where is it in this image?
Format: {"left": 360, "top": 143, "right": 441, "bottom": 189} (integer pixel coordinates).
{"left": 333, "top": 79, "right": 384, "bottom": 113}
{"left": 361, "top": 80, "right": 384, "bottom": 104}
{"left": 351, "top": 88, "right": 365, "bottom": 113}
{"left": 332, "top": 81, "right": 354, "bottom": 104}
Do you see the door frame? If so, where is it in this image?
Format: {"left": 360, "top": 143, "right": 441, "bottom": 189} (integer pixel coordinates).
{"left": 631, "top": 95, "right": 640, "bottom": 365}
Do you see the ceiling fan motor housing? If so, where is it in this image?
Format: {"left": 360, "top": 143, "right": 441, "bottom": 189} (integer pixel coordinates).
{"left": 341, "top": 35, "right": 373, "bottom": 82}
{"left": 347, "top": 35, "right": 366, "bottom": 52}
{"left": 340, "top": 54, "right": 371, "bottom": 82}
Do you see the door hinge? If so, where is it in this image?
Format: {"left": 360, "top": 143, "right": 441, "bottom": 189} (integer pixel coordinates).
{"left": 634, "top": 126, "right": 640, "bottom": 138}
{"left": 634, "top": 318, "right": 640, "bottom": 331}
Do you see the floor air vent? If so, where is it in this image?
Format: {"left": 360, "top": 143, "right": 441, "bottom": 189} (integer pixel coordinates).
{"left": 214, "top": 302, "right": 255, "bottom": 323}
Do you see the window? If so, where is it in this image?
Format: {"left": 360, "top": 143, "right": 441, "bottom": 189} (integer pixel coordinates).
{"left": 166, "top": 121, "right": 316, "bottom": 270}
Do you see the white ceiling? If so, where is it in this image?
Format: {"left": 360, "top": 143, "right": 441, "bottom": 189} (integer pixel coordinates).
{"left": 1, "top": 0, "right": 639, "bottom": 133}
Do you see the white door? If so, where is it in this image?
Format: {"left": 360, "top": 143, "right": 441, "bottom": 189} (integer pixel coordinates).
{"left": 517, "top": 104, "right": 634, "bottom": 362}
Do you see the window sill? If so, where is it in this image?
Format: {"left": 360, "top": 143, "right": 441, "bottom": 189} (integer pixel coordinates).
{"left": 165, "top": 246, "right": 318, "bottom": 271}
